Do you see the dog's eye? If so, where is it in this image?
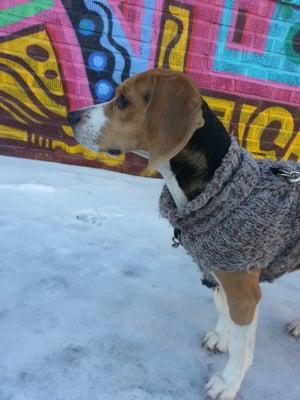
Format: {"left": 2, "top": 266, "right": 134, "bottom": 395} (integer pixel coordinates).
{"left": 116, "top": 94, "right": 130, "bottom": 110}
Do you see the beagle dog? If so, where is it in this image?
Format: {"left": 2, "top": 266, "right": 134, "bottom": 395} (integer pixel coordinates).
{"left": 68, "top": 69, "right": 299, "bottom": 400}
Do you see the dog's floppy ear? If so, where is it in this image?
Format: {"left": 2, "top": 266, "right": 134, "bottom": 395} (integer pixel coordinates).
{"left": 145, "top": 73, "right": 204, "bottom": 169}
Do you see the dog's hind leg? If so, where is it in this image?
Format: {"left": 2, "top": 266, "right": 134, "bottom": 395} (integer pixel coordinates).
{"left": 287, "top": 320, "right": 300, "bottom": 337}
{"left": 203, "top": 268, "right": 261, "bottom": 400}
{"left": 202, "top": 285, "right": 229, "bottom": 353}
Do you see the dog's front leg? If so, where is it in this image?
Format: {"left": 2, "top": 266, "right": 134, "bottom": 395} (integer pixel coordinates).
{"left": 203, "top": 269, "right": 261, "bottom": 400}
{"left": 202, "top": 285, "right": 229, "bottom": 353}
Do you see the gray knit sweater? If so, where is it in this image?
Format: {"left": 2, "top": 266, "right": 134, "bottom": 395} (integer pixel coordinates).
{"left": 159, "top": 138, "right": 300, "bottom": 283}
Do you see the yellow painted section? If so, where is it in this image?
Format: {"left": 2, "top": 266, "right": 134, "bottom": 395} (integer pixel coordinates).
{"left": 51, "top": 139, "right": 125, "bottom": 167}
{"left": 238, "top": 104, "right": 257, "bottom": 144}
{"left": 140, "top": 167, "right": 157, "bottom": 177}
{"left": 0, "top": 102, "right": 27, "bottom": 124}
{"left": 0, "top": 26, "right": 68, "bottom": 154}
{"left": 283, "top": 130, "right": 300, "bottom": 162}
{"left": 157, "top": 4, "right": 190, "bottom": 71}
{"left": 0, "top": 124, "right": 27, "bottom": 142}
{"left": 0, "top": 21, "right": 299, "bottom": 175}
{"left": 246, "top": 107, "right": 294, "bottom": 158}
{"left": 1, "top": 28, "right": 64, "bottom": 93}
{"left": 0, "top": 26, "right": 126, "bottom": 170}
{"left": 203, "top": 96, "right": 235, "bottom": 131}
{"left": 0, "top": 93, "right": 46, "bottom": 122}
{"left": 0, "top": 29, "right": 65, "bottom": 117}
{"left": 62, "top": 125, "right": 74, "bottom": 137}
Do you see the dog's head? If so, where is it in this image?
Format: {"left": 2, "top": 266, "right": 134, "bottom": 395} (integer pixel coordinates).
{"left": 69, "top": 69, "right": 204, "bottom": 169}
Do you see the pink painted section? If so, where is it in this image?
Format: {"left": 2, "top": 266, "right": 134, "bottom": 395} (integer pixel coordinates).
{"left": 0, "top": 0, "right": 299, "bottom": 108}
{"left": 0, "top": 0, "right": 93, "bottom": 110}
{"left": 107, "top": 0, "right": 143, "bottom": 56}
{"left": 0, "top": 0, "right": 28, "bottom": 11}
{"left": 227, "top": 0, "right": 275, "bottom": 53}
{"left": 108, "top": 0, "right": 162, "bottom": 69}
{"left": 185, "top": 0, "right": 300, "bottom": 107}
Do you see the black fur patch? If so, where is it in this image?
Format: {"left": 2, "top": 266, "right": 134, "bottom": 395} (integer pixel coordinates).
{"left": 170, "top": 100, "right": 230, "bottom": 200}
{"left": 143, "top": 91, "right": 151, "bottom": 104}
{"left": 197, "top": 100, "right": 231, "bottom": 176}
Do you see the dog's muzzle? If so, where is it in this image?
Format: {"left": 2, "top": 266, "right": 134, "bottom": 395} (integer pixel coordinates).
{"left": 67, "top": 106, "right": 105, "bottom": 152}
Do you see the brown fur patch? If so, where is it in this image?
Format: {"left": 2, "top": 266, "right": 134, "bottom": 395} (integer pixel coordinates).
{"left": 215, "top": 269, "right": 262, "bottom": 325}
{"left": 97, "top": 69, "right": 204, "bottom": 168}
{"left": 171, "top": 147, "right": 208, "bottom": 199}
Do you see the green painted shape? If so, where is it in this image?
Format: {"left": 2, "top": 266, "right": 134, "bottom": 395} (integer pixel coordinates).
{"left": 281, "top": 0, "right": 300, "bottom": 5}
{"left": 285, "top": 24, "right": 300, "bottom": 65}
{"left": 0, "top": 0, "right": 54, "bottom": 28}
{"left": 279, "top": 4, "right": 293, "bottom": 20}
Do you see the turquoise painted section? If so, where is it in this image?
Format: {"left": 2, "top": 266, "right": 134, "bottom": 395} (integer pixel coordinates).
{"left": 214, "top": 0, "right": 300, "bottom": 86}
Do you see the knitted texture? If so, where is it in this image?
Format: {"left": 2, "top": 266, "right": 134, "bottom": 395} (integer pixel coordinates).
{"left": 159, "top": 138, "right": 300, "bottom": 283}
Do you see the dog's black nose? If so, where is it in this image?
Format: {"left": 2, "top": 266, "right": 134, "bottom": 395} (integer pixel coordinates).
{"left": 68, "top": 111, "right": 81, "bottom": 125}
{"left": 108, "top": 149, "right": 121, "bottom": 156}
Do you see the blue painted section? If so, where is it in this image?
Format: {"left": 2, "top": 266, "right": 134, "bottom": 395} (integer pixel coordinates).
{"left": 84, "top": 0, "right": 126, "bottom": 84}
{"left": 213, "top": 0, "right": 300, "bottom": 86}
{"left": 95, "top": 79, "right": 114, "bottom": 101}
{"left": 88, "top": 51, "right": 108, "bottom": 72}
{"left": 84, "top": 0, "right": 155, "bottom": 79}
{"left": 78, "top": 0, "right": 156, "bottom": 102}
{"left": 79, "top": 18, "right": 96, "bottom": 36}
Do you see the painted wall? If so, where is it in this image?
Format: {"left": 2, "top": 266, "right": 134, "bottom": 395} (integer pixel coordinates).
{"left": 0, "top": 0, "right": 299, "bottom": 176}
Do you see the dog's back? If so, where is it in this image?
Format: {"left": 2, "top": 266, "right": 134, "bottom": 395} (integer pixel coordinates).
{"left": 159, "top": 138, "right": 300, "bottom": 283}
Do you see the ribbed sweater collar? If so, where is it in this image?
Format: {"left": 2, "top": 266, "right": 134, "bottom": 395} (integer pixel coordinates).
{"left": 160, "top": 138, "right": 260, "bottom": 232}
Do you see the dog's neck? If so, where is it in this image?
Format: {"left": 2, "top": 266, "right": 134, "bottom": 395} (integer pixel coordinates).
{"left": 159, "top": 101, "right": 231, "bottom": 209}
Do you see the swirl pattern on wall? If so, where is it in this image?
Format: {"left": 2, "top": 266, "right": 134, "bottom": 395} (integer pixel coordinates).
{"left": 0, "top": 25, "right": 75, "bottom": 151}
{"left": 65, "top": 0, "right": 131, "bottom": 102}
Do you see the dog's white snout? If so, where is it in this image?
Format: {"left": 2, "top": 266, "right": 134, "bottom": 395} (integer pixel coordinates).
{"left": 71, "top": 103, "right": 108, "bottom": 152}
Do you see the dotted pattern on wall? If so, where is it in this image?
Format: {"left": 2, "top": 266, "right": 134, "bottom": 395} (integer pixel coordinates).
{"left": 0, "top": 0, "right": 299, "bottom": 176}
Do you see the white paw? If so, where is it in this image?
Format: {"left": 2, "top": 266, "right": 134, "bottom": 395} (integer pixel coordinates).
{"left": 203, "top": 374, "right": 238, "bottom": 400}
{"left": 202, "top": 330, "right": 229, "bottom": 353}
{"left": 287, "top": 320, "right": 300, "bottom": 337}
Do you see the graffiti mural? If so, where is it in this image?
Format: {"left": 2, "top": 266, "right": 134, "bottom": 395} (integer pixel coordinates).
{"left": 155, "top": 0, "right": 193, "bottom": 71}
{"left": 0, "top": 26, "right": 71, "bottom": 150}
{"left": 0, "top": 0, "right": 299, "bottom": 176}
{"left": 204, "top": 91, "right": 300, "bottom": 161}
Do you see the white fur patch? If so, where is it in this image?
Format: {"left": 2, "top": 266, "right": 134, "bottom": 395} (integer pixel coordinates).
{"left": 204, "top": 305, "right": 259, "bottom": 400}
{"left": 159, "top": 161, "right": 188, "bottom": 210}
{"left": 72, "top": 103, "right": 108, "bottom": 152}
{"left": 203, "top": 286, "right": 229, "bottom": 352}
{"left": 203, "top": 273, "right": 260, "bottom": 399}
